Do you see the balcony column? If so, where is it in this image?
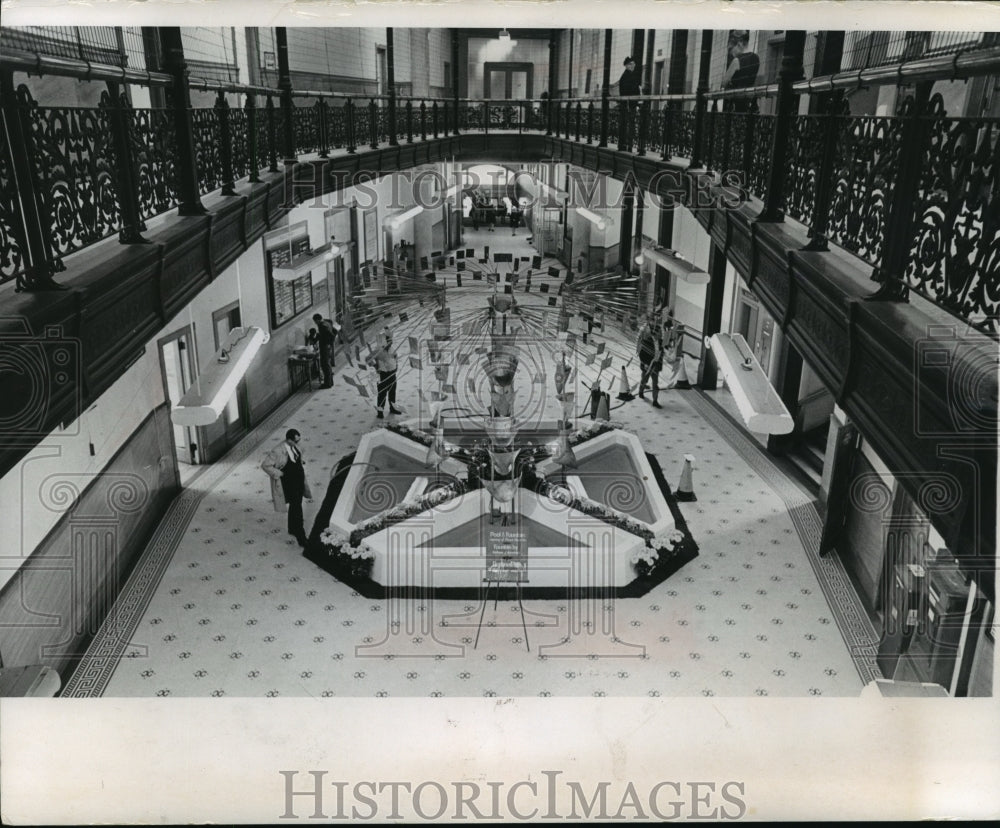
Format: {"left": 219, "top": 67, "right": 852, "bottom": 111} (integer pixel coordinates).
{"left": 0, "top": 71, "right": 64, "bottom": 290}
{"left": 275, "top": 27, "right": 297, "bottom": 164}
{"left": 598, "top": 29, "right": 612, "bottom": 148}
{"left": 868, "top": 80, "right": 935, "bottom": 302}
{"left": 689, "top": 30, "right": 714, "bottom": 169}
{"left": 758, "top": 30, "right": 806, "bottom": 221}
{"left": 697, "top": 240, "right": 728, "bottom": 390}
{"left": 451, "top": 30, "right": 461, "bottom": 136}
{"left": 643, "top": 30, "right": 655, "bottom": 93}
{"left": 158, "top": 27, "right": 207, "bottom": 215}
{"left": 618, "top": 177, "right": 635, "bottom": 270}
{"left": 387, "top": 28, "right": 399, "bottom": 146}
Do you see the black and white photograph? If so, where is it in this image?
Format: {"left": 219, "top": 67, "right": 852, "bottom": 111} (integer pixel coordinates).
{"left": 0, "top": 0, "right": 998, "bottom": 822}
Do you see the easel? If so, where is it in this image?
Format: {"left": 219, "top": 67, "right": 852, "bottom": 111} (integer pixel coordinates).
{"left": 475, "top": 557, "right": 530, "bottom": 652}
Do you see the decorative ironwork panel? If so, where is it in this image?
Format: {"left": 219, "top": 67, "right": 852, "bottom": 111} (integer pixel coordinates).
{"left": 353, "top": 106, "right": 371, "bottom": 145}
{"left": 827, "top": 114, "right": 903, "bottom": 268}
{"left": 784, "top": 114, "right": 825, "bottom": 227}
{"left": 709, "top": 110, "right": 727, "bottom": 170}
{"left": 255, "top": 102, "right": 272, "bottom": 169}
{"left": 490, "top": 103, "right": 517, "bottom": 130}
{"left": 229, "top": 107, "right": 250, "bottom": 182}
{"left": 328, "top": 104, "right": 347, "bottom": 148}
{"left": 130, "top": 107, "right": 179, "bottom": 220}
{"left": 725, "top": 112, "right": 750, "bottom": 181}
{"left": 23, "top": 90, "right": 123, "bottom": 260}
{"left": 905, "top": 105, "right": 1000, "bottom": 335}
{"left": 375, "top": 106, "right": 390, "bottom": 144}
{"left": 664, "top": 109, "right": 695, "bottom": 159}
{"left": 747, "top": 114, "right": 775, "bottom": 201}
{"left": 293, "top": 105, "right": 320, "bottom": 155}
{"left": 191, "top": 108, "right": 222, "bottom": 196}
{"left": 608, "top": 104, "right": 620, "bottom": 143}
{"left": 0, "top": 112, "right": 27, "bottom": 284}
{"left": 646, "top": 104, "right": 663, "bottom": 154}
{"left": 463, "top": 102, "right": 484, "bottom": 131}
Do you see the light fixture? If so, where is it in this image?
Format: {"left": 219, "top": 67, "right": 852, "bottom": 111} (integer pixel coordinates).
{"left": 385, "top": 204, "right": 425, "bottom": 231}
{"left": 172, "top": 326, "right": 267, "bottom": 427}
{"left": 266, "top": 221, "right": 343, "bottom": 282}
{"left": 574, "top": 206, "right": 609, "bottom": 232}
{"left": 707, "top": 333, "right": 794, "bottom": 435}
{"left": 514, "top": 172, "right": 569, "bottom": 204}
{"left": 635, "top": 245, "right": 710, "bottom": 284}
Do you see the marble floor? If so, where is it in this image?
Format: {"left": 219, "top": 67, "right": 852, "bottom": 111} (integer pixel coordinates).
{"left": 64, "top": 227, "right": 880, "bottom": 698}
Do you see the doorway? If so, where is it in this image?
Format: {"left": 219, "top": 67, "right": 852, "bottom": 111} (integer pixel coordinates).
{"left": 376, "top": 46, "right": 387, "bottom": 99}
{"left": 158, "top": 326, "right": 199, "bottom": 475}
{"left": 212, "top": 302, "right": 249, "bottom": 446}
{"left": 483, "top": 62, "right": 534, "bottom": 100}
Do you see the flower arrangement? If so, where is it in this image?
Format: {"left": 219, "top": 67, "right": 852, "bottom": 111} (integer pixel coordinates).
{"left": 385, "top": 421, "right": 435, "bottom": 447}
{"left": 318, "top": 528, "right": 376, "bottom": 579}
{"left": 533, "top": 478, "right": 654, "bottom": 540}
{"left": 567, "top": 419, "right": 617, "bottom": 447}
{"left": 632, "top": 529, "right": 686, "bottom": 578}
{"left": 345, "top": 480, "right": 466, "bottom": 544}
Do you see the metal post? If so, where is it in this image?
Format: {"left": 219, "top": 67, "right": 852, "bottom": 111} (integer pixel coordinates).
{"left": 759, "top": 30, "right": 807, "bottom": 221}
{"left": 275, "top": 27, "right": 296, "bottom": 164}
{"left": 317, "top": 98, "right": 329, "bottom": 158}
{"left": 345, "top": 98, "right": 357, "bottom": 154}
{"left": 387, "top": 28, "right": 398, "bottom": 147}
{"left": 265, "top": 94, "right": 278, "bottom": 171}
{"left": 215, "top": 90, "right": 237, "bottom": 196}
{"left": 689, "top": 30, "right": 714, "bottom": 170}
{"left": 246, "top": 93, "right": 261, "bottom": 183}
{"left": 159, "top": 27, "right": 207, "bottom": 214}
{"left": 406, "top": 100, "right": 413, "bottom": 143}
{"left": 599, "top": 29, "right": 612, "bottom": 148}
{"left": 103, "top": 85, "right": 149, "bottom": 242}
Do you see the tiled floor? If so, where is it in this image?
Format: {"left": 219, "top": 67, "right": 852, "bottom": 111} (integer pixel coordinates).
{"left": 64, "top": 228, "right": 880, "bottom": 698}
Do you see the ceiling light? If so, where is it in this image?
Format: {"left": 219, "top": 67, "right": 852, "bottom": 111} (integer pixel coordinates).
{"left": 575, "top": 206, "right": 609, "bottom": 232}
{"left": 271, "top": 242, "right": 341, "bottom": 281}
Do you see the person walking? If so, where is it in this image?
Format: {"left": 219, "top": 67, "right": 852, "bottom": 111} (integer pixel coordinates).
{"left": 261, "top": 428, "right": 313, "bottom": 546}
{"left": 373, "top": 330, "right": 401, "bottom": 418}
{"left": 636, "top": 315, "right": 663, "bottom": 408}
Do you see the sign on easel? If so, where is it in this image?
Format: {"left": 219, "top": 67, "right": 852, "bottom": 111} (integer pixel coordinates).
{"left": 486, "top": 527, "right": 528, "bottom": 582}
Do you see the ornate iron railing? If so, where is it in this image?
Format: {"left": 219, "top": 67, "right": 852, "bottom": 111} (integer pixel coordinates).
{"left": 130, "top": 106, "right": 179, "bottom": 220}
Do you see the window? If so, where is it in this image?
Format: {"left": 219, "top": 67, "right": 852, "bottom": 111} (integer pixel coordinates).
{"left": 264, "top": 223, "right": 315, "bottom": 328}
{"left": 444, "top": 61, "right": 451, "bottom": 90}
{"left": 585, "top": 69, "right": 592, "bottom": 93}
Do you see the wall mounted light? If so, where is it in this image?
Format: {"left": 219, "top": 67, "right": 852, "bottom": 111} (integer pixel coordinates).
{"left": 271, "top": 242, "right": 341, "bottom": 281}
{"left": 385, "top": 204, "right": 425, "bottom": 231}
{"left": 635, "top": 245, "right": 710, "bottom": 284}
{"left": 708, "top": 333, "right": 793, "bottom": 435}
{"left": 172, "top": 326, "right": 268, "bottom": 427}
{"left": 574, "top": 206, "right": 609, "bottom": 232}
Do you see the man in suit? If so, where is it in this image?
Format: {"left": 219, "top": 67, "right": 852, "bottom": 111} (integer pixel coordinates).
{"left": 312, "top": 313, "right": 340, "bottom": 388}
{"left": 262, "top": 429, "right": 313, "bottom": 546}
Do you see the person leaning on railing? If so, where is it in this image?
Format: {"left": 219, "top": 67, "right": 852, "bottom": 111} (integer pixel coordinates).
{"left": 722, "top": 33, "right": 760, "bottom": 113}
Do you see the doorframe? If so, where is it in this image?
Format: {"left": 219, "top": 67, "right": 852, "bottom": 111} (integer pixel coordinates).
{"left": 483, "top": 61, "right": 534, "bottom": 99}
{"left": 157, "top": 324, "right": 199, "bottom": 465}
{"left": 211, "top": 301, "right": 250, "bottom": 442}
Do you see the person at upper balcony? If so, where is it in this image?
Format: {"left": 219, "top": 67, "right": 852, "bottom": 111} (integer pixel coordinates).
{"left": 722, "top": 33, "right": 760, "bottom": 113}
{"left": 618, "top": 57, "right": 643, "bottom": 97}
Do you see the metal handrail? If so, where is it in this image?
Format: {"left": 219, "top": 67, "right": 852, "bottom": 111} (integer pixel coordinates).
{"left": 1, "top": 47, "right": 173, "bottom": 87}
{"left": 793, "top": 45, "right": 1000, "bottom": 93}
{"left": 187, "top": 76, "right": 282, "bottom": 97}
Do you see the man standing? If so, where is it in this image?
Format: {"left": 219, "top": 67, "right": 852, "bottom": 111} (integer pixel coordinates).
{"left": 312, "top": 313, "right": 339, "bottom": 388}
{"left": 262, "top": 428, "right": 313, "bottom": 546}
{"left": 373, "top": 330, "right": 401, "bottom": 419}
{"left": 618, "top": 56, "right": 642, "bottom": 96}
{"left": 636, "top": 315, "right": 663, "bottom": 408}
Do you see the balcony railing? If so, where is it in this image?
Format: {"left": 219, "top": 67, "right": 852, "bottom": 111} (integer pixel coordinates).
{"left": 3, "top": 48, "right": 999, "bottom": 336}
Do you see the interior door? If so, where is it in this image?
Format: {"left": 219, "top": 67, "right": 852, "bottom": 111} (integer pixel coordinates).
{"left": 160, "top": 328, "right": 197, "bottom": 466}
{"left": 509, "top": 71, "right": 528, "bottom": 100}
